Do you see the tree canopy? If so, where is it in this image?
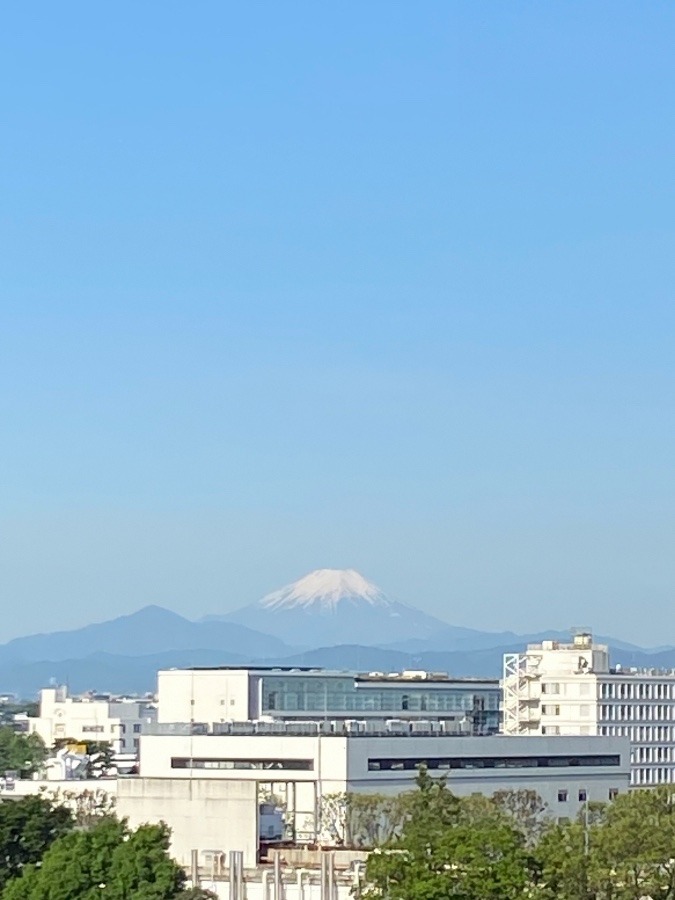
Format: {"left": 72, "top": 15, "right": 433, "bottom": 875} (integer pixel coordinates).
{"left": 3, "top": 818, "right": 186, "bottom": 900}
{"left": 362, "top": 769, "right": 535, "bottom": 900}
{"left": 0, "top": 795, "right": 73, "bottom": 892}
{"left": 0, "top": 727, "right": 46, "bottom": 778}
{"left": 361, "top": 773, "right": 675, "bottom": 900}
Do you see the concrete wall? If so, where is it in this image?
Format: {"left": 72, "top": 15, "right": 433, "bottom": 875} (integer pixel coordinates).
{"left": 157, "top": 670, "right": 252, "bottom": 724}
{"left": 0, "top": 778, "right": 117, "bottom": 798}
{"left": 117, "top": 777, "right": 259, "bottom": 867}
{"left": 139, "top": 733, "right": 349, "bottom": 793}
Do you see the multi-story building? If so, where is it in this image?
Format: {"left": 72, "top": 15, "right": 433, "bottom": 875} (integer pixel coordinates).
{"left": 119, "top": 724, "right": 630, "bottom": 866}
{"left": 157, "top": 666, "right": 500, "bottom": 735}
{"left": 28, "top": 687, "right": 157, "bottom": 755}
{"left": 502, "top": 632, "right": 675, "bottom": 786}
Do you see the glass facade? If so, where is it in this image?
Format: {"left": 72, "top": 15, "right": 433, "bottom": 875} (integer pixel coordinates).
{"left": 260, "top": 674, "right": 500, "bottom": 734}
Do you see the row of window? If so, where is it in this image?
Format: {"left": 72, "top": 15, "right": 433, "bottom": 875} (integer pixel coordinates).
{"left": 599, "top": 725, "right": 675, "bottom": 742}
{"left": 632, "top": 767, "right": 675, "bottom": 785}
{"left": 261, "top": 678, "right": 500, "bottom": 714}
{"left": 542, "top": 683, "right": 592, "bottom": 697}
{"left": 600, "top": 704, "right": 675, "bottom": 721}
{"left": 600, "top": 682, "right": 675, "bottom": 701}
{"left": 542, "top": 705, "right": 591, "bottom": 717}
{"left": 557, "top": 788, "right": 620, "bottom": 802}
{"left": 171, "top": 757, "right": 314, "bottom": 771}
{"left": 633, "top": 746, "right": 674, "bottom": 763}
{"left": 367, "top": 754, "right": 621, "bottom": 772}
{"left": 540, "top": 683, "right": 675, "bottom": 702}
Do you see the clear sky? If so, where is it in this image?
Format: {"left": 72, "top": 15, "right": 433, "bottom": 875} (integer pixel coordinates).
{"left": 1, "top": 3, "right": 674, "bottom": 645}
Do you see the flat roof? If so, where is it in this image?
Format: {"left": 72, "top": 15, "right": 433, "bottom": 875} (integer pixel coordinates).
{"left": 161, "top": 666, "right": 497, "bottom": 684}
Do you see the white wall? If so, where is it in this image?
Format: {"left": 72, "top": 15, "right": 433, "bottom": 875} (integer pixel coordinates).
{"left": 138, "top": 732, "right": 629, "bottom": 825}
{"left": 157, "top": 670, "right": 252, "bottom": 724}
{"left": 117, "top": 777, "right": 259, "bottom": 867}
{"left": 140, "top": 733, "right": 348, "bottom": 795}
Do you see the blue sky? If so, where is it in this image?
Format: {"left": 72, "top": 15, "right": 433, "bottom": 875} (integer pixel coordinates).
{"left": 1, "top": 3, "right": 674, "bottom": 644}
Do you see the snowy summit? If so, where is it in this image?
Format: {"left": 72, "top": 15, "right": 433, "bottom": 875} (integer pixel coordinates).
{"left": 260, "top": 568, "right": 391, "bottom": 611}
{"left": 226, "top": 567, "right": 449, "bottom": 646}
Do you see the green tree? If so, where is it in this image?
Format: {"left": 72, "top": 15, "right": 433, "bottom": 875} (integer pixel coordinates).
{"left": 536, "top": 819, "right": 590, "bottom": 900}
{"left": 491, "top": 789, "right": 548, "bottom": 846}
{"left": 107, "top": 822, "right": 186, "bottom": 899}
{"left": 0, "top": 794, "right": 73, "bottom": 892}
{"left": 590, "top": 786, "right": 675, "bottom": 900}
{"left": 0, "top": 727, "right": 46, "bottom": 777}
{"left": 319, "top": 791, "right": 411, "bottom": 848}
{"left": 3, "top": 818, "right": 186, "bottom": 900}
{"left": 84, "top": 742, "right": 115, "bottom": 779}
{"left": 363, "top": 769, "right": 534, "bottom": 900}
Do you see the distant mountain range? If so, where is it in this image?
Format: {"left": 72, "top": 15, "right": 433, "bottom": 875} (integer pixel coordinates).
{"left": 1, "top": 568, "right": 673, "bottom": 697}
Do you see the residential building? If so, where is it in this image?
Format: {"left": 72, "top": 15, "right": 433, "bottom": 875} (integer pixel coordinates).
{"left": 28, "top": 686, "right": 156, "bottom": 755}
{"left": 157, "top": 666, "right": 500, "bottom": 735}
{"left": 502, "top": 632, "right": 675, "bottom": 786}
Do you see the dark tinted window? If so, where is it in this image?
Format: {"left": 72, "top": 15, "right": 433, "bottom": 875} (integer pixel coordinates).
{"left": 171, "top": 757, "right": 313, "bottom": 771}
{"left": 367, "top": 754, "right": 621, "bottom": 771}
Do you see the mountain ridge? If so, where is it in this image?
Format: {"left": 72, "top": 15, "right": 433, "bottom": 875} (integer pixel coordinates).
{"left": 0, "top": 605, "right": 292, "bottom": 664}
{"left": 1, "top": 567, "right": 674, "bottom": 697}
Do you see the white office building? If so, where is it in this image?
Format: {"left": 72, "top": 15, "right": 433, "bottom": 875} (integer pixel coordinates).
{"left": 28, "top": 686, "right": 157, "bottom": 755}
{"left": 157, "top": 666, "right": 501, "bottom": 735}
{"left": 119, "top": 721, "right": 629, "bottom": 865}
{"left": 502, "top": 632, "right": 675, "bottom": 786}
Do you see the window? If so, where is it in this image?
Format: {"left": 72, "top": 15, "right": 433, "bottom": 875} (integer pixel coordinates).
{"left": 578, "top": 789, "right": 587, "bottom": 802}
{"left": 367, "top": 754, "right": 621, "bottom": 772}
{"left": 609, "top": 788, "right": 619, "bottom": 800}
{"left": 82, "top": 725, "right": 104, "bottom": 733}
{"left": 133, "top": 724, "right": 141, "bottom": 733}
{"left": 542, "top": 705, "right": 560, "bottom": 716}
{"left": 558, "top": 790, "right": 568, "bottom": 802}
{"left": 171, "top": 757, "right": 313, "bottom": 771}
{"left": 543, "top": 683, "right": 560, "bottom": 694}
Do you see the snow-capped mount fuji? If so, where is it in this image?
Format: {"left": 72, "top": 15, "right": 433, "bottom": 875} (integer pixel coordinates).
{"left": 261, "top": 569, "right": 391, "bottom": 612}
{"left": 223, "top": 568, "right": 451, "bottom": 648}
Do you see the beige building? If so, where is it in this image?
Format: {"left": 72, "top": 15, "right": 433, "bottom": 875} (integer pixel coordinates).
{"left": 502, "top": 632, "right": 675, "bottom": 786}
{"left": 28, "top": 686, "right": 156, "bottom": 755}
